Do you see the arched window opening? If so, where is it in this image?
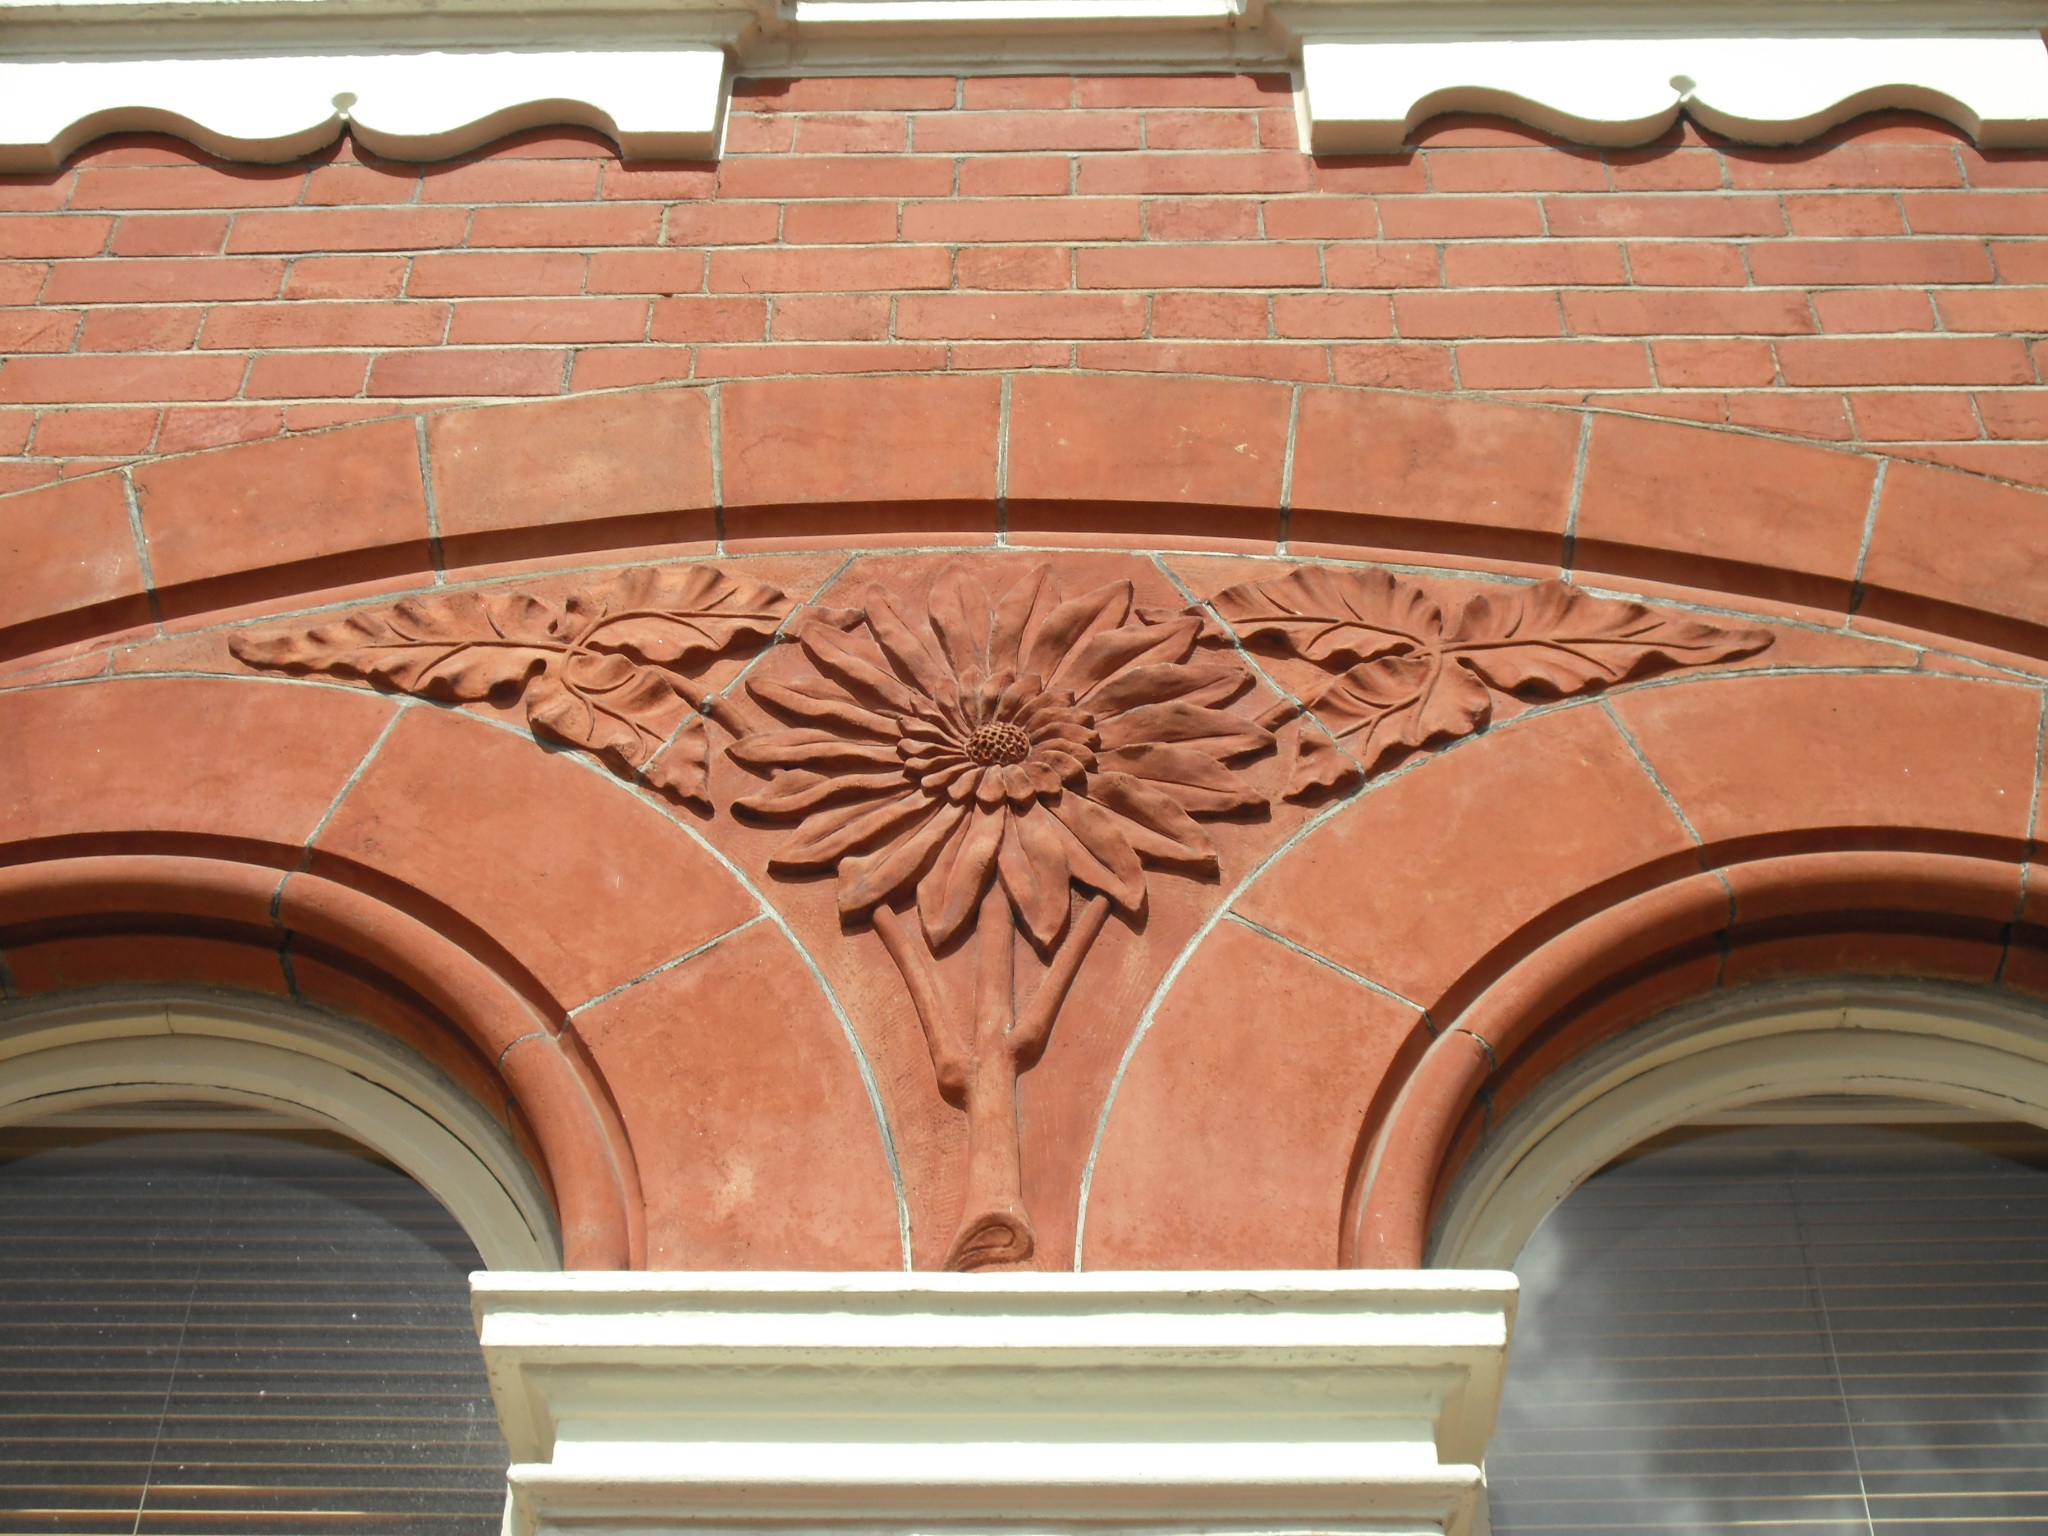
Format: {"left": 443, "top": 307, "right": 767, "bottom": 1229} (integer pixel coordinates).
{"left": 1488, "top": 1106, "right": 2048, "bottom": 1535}
{"left": 0, "top": 1105, "right": 508, "bottom": 1535}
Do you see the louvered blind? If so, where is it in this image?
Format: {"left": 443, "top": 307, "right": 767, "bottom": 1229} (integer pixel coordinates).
{"left": 1489, "top": 1121, "right": 2048, "bottom": 1534}
{"left": 0, "top": 1127, "right": 507, "bottom": 1535}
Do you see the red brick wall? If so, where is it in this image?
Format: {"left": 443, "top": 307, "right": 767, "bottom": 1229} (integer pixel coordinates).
{"left": 3, "top": 72, "right": 2045, "bottom": 497}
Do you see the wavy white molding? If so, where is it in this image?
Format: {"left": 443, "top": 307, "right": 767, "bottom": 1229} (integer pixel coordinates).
{"left": 0, "top": 49, "right": 728, "bottom": 169}
{"left": 1302, "top": 33, "right": 2048, "bottom": 153}
{"left": 473, "top": 1271, "right": 1518, "bottom": 1536}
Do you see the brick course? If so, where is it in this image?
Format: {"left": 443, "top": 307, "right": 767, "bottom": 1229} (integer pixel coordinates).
{"left": 3, "top": 79, "right": 2047, "bottom": 493}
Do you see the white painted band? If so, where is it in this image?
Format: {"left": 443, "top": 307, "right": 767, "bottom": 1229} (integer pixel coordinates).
{"left": 1302, "top": 33, "right": 2048, "bottom": 152}
{"left": 0, "top": 48, "right": 729, "bottom": 170}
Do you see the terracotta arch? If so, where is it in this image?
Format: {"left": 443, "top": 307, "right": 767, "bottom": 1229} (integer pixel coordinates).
{"left": 10, "top": 371, "right": 2048, "bottom": 1275}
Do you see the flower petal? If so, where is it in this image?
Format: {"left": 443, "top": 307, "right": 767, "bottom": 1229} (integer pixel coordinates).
{"left": 772, "top": 790, "right": 935, "bottom": 870}
{"left": 1089, "top": 662, "right": 1249, "bottom": 718}
{"left": 1098, "top": 701, "right": 1274, "bottom": 760}
{"left": 1035, "top": 746, "right": 1095, "bottom": 782}
{"left": 1087, "top": 771, "right": 1218, "bottom": 868}
{"left": 864, "top": 586, "right": 959, "bottom": 712}
{"left": 838, "top": 799, "right": 969, "bottom": 916}
{"left": 1045, "top": 791, "right": 1145, "bottom": 910}
{"left": 747, "top": 676, "right": 900, "bottom": 739}
{"left": 999, "top": 803, "right": 1072, "bottom": 950}
{"left": 798, "top": 623, "right": 926, "bottom": 718}
{"left": 928, "top": 563, "right": 993, "bottom": 678}
{"left": 1099, "top": 742, "right": 1265, "bottom": 814}
{"left": 734, "top": 768, "right": 907, "bottom": 818}
{"left": 1054, "top": 615, "right": 1200, "bottom": 698}
{"left": 1022, "top": 579, "right": 1133, "bottom": 682}
{"left": 919, "top": 805, "right": 1005, "bottom": 948}
{"left": 727, "top": 729, "right": 905, "bottom": 771}
{"left": 990, "top": 565, "right": 1059, "bottom": 673}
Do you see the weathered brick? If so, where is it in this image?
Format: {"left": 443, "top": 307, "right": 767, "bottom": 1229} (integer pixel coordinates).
{"left": 245, "top": 351, "right": 374, "bottom": 398}
{"left": 710, "top": 246, "right": 952, "bottom": 293}
{"left": 900, "top": 198, "right": 1140, "bottom": 243}
{"left": 914, "top": 111, "right": 1140, "bottom": 153}
{"left": 420, "top": 159, "right": 602, "bottom": 204}
{"left": 587, "top": 250, "right": 707, "bottom": 295}
{"left": 955, "top": 246, "right": 1070, "bottom": 290}
{"left": 1329, "top": 341, "right": 1456, "bottom": 390}
{"left": 1809, "top": 289, "right": 1937, "bottom": 332}
{"left": 366, "top": 348, "right": 566, "bottom": 397}
{"left": 30, "top": 406, "right": 159, "bottom": 456}
{"left": 1903, "top": 191, "right": 2048, "bottom": 236}
{"left": 1745, "top": 239, "right": 1994, "bottom": 286}
{"left": 77, "top": 307, "right": 202, "bottom": 351}
{"left": 1323, "top": 244, "right": 1442, "bottom": 288}
{"left": 1144, "top": 197, "right": 1259, "bottom": 241}
{"left": 447, "top": 297, "right": 651, "bottom": 344}
{"left": 1454, "top": 339, "right": 1653, "bottom": 389}
{"left": 109, "top": 214, "right": 229, "bottom": 256}
{"left": 1151, "top": 291, "right": 1269, "bottom": 338}
{"left": 648, "top": 296, "right": 768, "bottom": 342}
{"left": 0, "top": 353, "right": 247, "bottom": 404}
{"left": 1562, "top": 288, "right": 1815, "bottom": 336}
{"left": 958, "top": 156, "right": 1073, "bottom": 197}
{"left": 1376, "top": 196, "right": 1543, "bottom": 239}
{"left": 781, "top": 201, "right": 900, "bottom": 245}
{"left": 1933, "top": 288, "right": 2048, "bottom": 333}
{"left": 1423, "top": 148, "right": 1607, "bottom": 193}
{"left": 0, "top": 307, "right": 82, "bottom": 351}
{"left": 1781, "top": 193, "right": 1906, "bottom": 236}
{"left": 794, "top": 114, "right": 913, "bottom": 155}
{"left": 155, "top": 403, "right": 286, "bottom": 453}
{"left": 769, "top": 293, "right": 891, "bottom": 341}
{"left": 408, "top": 250, "right": 587, "bottom": 298}
{"left": 229, "top": 207, "right": 470, "bottom": 253}
{"left": 1146, "top": 111, "right": 1259, "bottom": 151}
{"left": 468, "top": 204, "right": 661, "bottom": 248}
{"left": 1775, "top": 335, "right": 2037, "bottom": 387}
{"left": 285, "top": 255, "right": 409, "bottom": 299}
{"left": 896, "top": 291, "right": 1145, "bottom": 340}
{"left": 1724, "top": 144, "right": 1964, "bottom": 190}
{"left": 1271, "top": 292, "right": 1393, "bottom": 339}
{"left": 1441, "top": 241, "right": 1625, "bottom": 286}
{"left": 1650, "top": 338, "right": 1778, "bottom": 387}
{"left": 1076, "top": 242, "right": 1320, "bottom": 289}
{"left": 716, "top": 156, "right": 955, "bottom": 200}
{"left": 200, "top": 301, "right": 450, "bottom": 349}
{"left": 1623, "top": 241, "right": 1748, "bottom": 286}
{"left": 0, "top": 216, "right": 114, "bottom": 258}
{"left": 961, "top": 77, "right": 1072, "bottom": 110}
{"left": 1075, "top": 151, "right": 1312, "bottom": 196}
{"left": 1847, "top": 390, "right": 1983, "bottom": 441}
{"left": 71, "top": 165, "right": 303, "bottom": 210}
{"left": 42, "top": 256, "right": 281, "bottom": 303}
{"left": 1544, "top": 194, "right": 1784, "bottom": 237}
{"left": 1395, "top": 289, "right": 1562, "bottom": 339}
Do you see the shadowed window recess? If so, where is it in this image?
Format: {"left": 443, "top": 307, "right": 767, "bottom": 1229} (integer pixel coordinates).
{"left": 1489, "top": 1116, "right": 2048, "bottom": 1535}
{"left": 0, "top": 1112, "right": 507, "bottom": 1535}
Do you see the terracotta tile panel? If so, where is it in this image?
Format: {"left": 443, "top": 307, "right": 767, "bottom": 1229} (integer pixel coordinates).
{"left": 571, "top": 919, "right": 903, "bottom": 1269}
{"left": 1236, "top": 704, "right": 1695, "bottom": 1007}
{"left": 1574, "top": 415, "right": 1876, "bottom": 608}
{"left": 1082, "top": 920, "right": 1423, "bottom": 1268}
{"left": 1288, "top": 390, "right": 1578, "bottom": 561}
{"left": 132, "top": 418, "right": 432, "bottom": 589}
{"left": 1006, "top": 372, "right": 1290, "bottom": 509}
{"left": 719, "top": 373, "right": 1000, "bottom": 508}
{"left": 0, "top": 674, "right": 397, "bottom": 848}
{"left": 428, "top": 388, "right": 715, "bottom": 538}
{"left": 0, "top": 474, "right": 146, "bottom": 631}
{"left": 1860, "top": 461, "right": 2048, "bottom": 646}
{"left": 310, "top": 705, "right": 759, "bottom": 1009}
{"left": 1610, "top": 670, "right": 2040, "bottom": 848}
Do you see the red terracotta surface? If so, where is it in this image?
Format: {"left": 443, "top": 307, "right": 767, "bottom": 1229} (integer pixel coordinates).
{"left": 1235, "top": 702, "right": 1698, "bottom": 1010}
{"left": 0, "top": 474, "right": 147, "bottom": 634}
{"left": 0, "top": 674, "right": 397, "bottom": 850}
{"left": 309, "top": 704, "right": 760, "bottom": 1012}
{"left": 572, "top": 918, "right": 903, "bottom": 1268}
{"left": 720, "top": 373, "right": 1000, "bottom": 509}
{"left": 427, "top": 388, "right": 716, "bottom": 541}
{"left": 131, "top": 418, "right": 432, "bottom": 589}
{"left": 1286, "top": 390, "right": 1578, "bottom": 561}
{"left": 1859, "top": 460, "right": 2048, "bottom": 650}
{"left": 1609, "top": 670, "right": 2040, "bottom": 850}
{"left": 1083, "top": 919, "right": 1425, "bottom": 1268}
{"left": 1573, "top": 414, "right": 1877, "bottom": 607}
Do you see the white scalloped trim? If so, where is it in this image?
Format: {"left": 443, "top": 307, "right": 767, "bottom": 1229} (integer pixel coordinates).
{"left": 1301, "top": 34, "right": 2048, "bottom": 154}
{"left": 0, "top": 49, "right": 728, "bottom": 170}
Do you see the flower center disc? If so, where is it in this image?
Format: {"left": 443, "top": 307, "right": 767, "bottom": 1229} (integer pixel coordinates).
{"left": 963, "top": 721, "right": 1032, "bottom": 766}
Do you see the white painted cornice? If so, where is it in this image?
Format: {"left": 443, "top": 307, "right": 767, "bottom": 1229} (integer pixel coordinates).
{"left": 471, "top": 1271, "right": 1518, "bottom": 1536}
{"left": 0, "top": 0, "right": 2044, "bottom": 165}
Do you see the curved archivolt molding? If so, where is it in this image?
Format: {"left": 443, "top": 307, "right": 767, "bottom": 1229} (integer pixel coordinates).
{"left": 0, "top": 50, "right": 727, "bottom": 172}
{"left": 1302, "top": 34, "right": 2048, "bottom": 154}
{"left": 1431, "top": 980, "right": 2048, "bottom": 1270}
{"left": 0, "top": 990, "right": 561, "bottom": 1270}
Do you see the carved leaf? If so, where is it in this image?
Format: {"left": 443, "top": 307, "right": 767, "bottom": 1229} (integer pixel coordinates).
{"left": 1208, "top": 565, "right": 1442, "bottom": 664}
{"left": 227, "top": 592, "right": 563, "bottom": 700}
{"left": 1447, "top": 581, "right": 1773, "bottom": 694}
{"left": 230, "top": 564, "right": 793, "bottom": 809}
{"left": 565, "top": 565, "right": 792, "bottom": 665}
{"left": 1208, "top": 564, "right": 1774, "bottom": 798}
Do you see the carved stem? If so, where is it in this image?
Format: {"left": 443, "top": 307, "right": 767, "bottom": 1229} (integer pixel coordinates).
{"left": 1011, "top": 892, "right": 1111, "bottom": 1072}
{"left": 945, "top": 883, "right": 1034, "bottom": 1272}
{"left": 872, "top": 903, "right": 968, "bottom": 1106}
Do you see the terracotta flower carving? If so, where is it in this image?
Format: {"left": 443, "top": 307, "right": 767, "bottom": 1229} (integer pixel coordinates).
{"left": 729, "top": 561, "right": 1273, "bottom": 1269}
{"left": 230, "top": 565, "right": 792, "bottom": 807}
{"left": 1209, "top": 566, "right": 1774, "bottom": 797}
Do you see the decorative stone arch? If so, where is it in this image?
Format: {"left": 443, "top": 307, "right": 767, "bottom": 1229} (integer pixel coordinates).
{"left": 0, "top": 988, "right": 560, "bottom": 1268}
{"left": 1429, "top": 978, "right": 2048, "bottom": 1270}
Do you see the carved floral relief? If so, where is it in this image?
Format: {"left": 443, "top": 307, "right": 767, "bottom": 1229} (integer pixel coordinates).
{"left": 725, "top": 561, "right": 1273, "bottom": 1269}
{"left": 232, "top": 553, "right": 1776, "bottom": 1273}
{"left": 1209, "top": 567, "right": 1775, "bottom": 798}
{"left": 228, "top": 565, "right": 793, "bottom": 808}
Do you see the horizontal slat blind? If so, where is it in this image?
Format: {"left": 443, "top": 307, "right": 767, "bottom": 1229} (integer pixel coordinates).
{"left": 0, "top": 1128, "right": 506, "bottom": 1535}
{"left": 1490, "top": 1122, "right": 2048, "bottom": 1535}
